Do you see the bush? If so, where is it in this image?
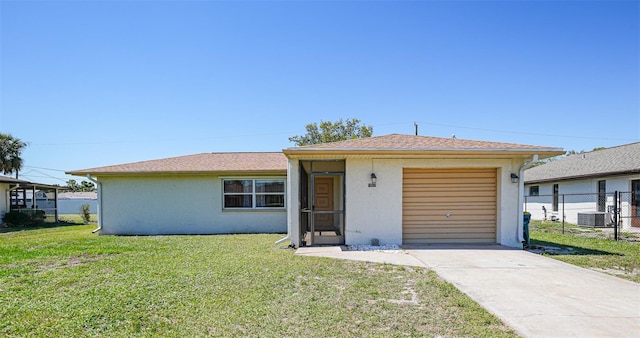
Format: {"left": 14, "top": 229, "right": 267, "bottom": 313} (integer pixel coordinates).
{"left": 80, "top": 204, "right": 91, "bottom": 224}
{"left": 2, "top": 210, "right": 46, "bottom": 227}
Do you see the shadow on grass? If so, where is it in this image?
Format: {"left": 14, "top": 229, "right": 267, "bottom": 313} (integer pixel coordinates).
{"left": 0, "top": 221, "right": 89, "bottom": 234}
{"left": 529, "top": 239, "right": 622, "bottom": 257}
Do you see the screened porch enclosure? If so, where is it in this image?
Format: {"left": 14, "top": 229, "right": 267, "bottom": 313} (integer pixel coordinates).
{"left": 8, "top": 183, "right": 61, "bottom": 223}
{"left": 299, "top": 160, "right": 345, "bottom": 246}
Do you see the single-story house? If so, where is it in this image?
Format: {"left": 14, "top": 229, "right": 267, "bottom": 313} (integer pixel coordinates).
{"left": 67, "top": 152, "right": 289, "bottom": 235}
{"left": 68, "top": 134, "right": 563, "bottom": 248}
{"left": 0, "top": 176, "right": 62, "bottom": 223}
{"left": 524, "top": 142, "right": 640, "bottom": 228}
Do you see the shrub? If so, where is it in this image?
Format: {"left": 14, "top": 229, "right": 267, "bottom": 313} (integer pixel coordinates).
{"left": 80, "top": 204, "right": 91, "bottom": 224}
{"left": 2, "top": 210, "right": 46, "bottom": 227}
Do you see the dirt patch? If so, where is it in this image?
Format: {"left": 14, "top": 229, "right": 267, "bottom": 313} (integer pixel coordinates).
{"left": 35, "top": 254, "right": 115, "bottom": 273}
{"left": 369, "top": 280, "right": 420, "bottom": 307}
{"left": 526, "top": 245, "right": 574, "bottom": 255}
{"left": 590, "top": 267, "right": 639, "bottom": 278}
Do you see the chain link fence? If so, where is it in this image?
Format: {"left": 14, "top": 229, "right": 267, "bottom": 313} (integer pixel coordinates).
{"left": 525, "top": 192, "right": 640, "bottom": 242}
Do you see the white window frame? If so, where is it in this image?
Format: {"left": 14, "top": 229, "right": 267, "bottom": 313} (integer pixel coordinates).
{"left": 221, "top": 177, "right": 286, "bottom": 210}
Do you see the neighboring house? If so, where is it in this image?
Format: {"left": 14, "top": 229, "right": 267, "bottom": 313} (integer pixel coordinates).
{"left": 0, "top": 176, "right": 62, "bottom": 223}
{"left": 68, "top": 134, "right": 563, "bottom": 248}
{"left": 524, "top": 142, "right": 640, "bottom": 228}
{"left": 67, "top": 152, "right": 288, "bottom": 235}
{"left": 57, "top": 191, "right": 98, "bottom": 214}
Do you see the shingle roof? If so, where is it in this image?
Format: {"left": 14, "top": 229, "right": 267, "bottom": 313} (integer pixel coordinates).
{"left": 524, "top": 142, "right": 640, "bottom": 183}
{"left": 0, "top": 176, "right": 31, "bottom": 184}
{"left": 0, "top": 176, "right": 62, "bottom": 189}
{"left": 67, "top": 152, "right": 288, "bottom": 175}
{"left": 285, "top": 134, "right": 563, "bottom": 154}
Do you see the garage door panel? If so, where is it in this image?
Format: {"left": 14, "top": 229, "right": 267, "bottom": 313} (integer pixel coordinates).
{"left": 403, "top": 202, "right": 495, "bottom": 209}
{"left": 403, "top": 197, "right": 496, "bottom": 205}
{"left": 403, "top": 206, "right": 496, "bottom": 213}
{"left": 403, "top": 186, "right": 495, "bottom": 193}
{"left": 405, "top": 231, "right": 496, "bottom": 238}
{"left": 403, "top": 225, "right": 497, "bottom": 232}
{"left": 404, "top": 214, "right": 496, "bottom": 220}
{"left": 403, "top": 212, "right": 497, "bottom": 220}
{"left": 403, "top": 190, "right": 496, "bottom": 197}
{"left": 404, "top": 238, "right": 496, "bottom": 245}
{"left": 403, "top": 168, "right": 497, "bottom": 244}
{"left": 404, "top": 169, "right": 496, "bottom": 176}
{"left": 403, "top": 222, "right": 496, "bottom": 229}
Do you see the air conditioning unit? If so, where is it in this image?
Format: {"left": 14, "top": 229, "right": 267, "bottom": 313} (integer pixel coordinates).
{"left": 577, "top": 212, "right": 606, "bottom": 227}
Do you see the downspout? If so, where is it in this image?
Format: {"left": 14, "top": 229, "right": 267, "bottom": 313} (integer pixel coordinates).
{"left": 86, "top": 174, "right": 102, "bottom": 233}
{"left": 517, "top": 155, "right": 538, "bottom": 245}
{"left": 275, "top": 235, "right": 290, "bottom": 245}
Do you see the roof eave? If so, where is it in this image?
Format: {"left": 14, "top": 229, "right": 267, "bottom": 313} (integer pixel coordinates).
{"left": 66, "top": 169, "right": 287, "bottom": 177}
{"left": 283, "top": 148, "right": 565, "bottom": 158}
{"left": 525, "top": 169, "right": 640, "bottom": 184}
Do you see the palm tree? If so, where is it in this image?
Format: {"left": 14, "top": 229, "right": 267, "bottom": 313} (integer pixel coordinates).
{"left": 0, "top": 133, "right": 28, "bottom": 178}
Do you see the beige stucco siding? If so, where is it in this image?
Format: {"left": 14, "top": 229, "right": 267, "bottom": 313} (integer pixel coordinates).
{"left": 99, "top": 175, "right": 287, "bottom": 235}
{"left": 289, "top": 157, "right": 523, "bottom": 248}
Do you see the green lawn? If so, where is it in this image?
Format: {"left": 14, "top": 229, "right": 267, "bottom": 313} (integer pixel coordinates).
{"left": 529, "top": 220, "right": 640, "bottom": 283}
{"left": 57, "top": 213, "right": 98, "bottom": 224}
{"left": 1, "top": 225, "right": 517, "bottom": 337}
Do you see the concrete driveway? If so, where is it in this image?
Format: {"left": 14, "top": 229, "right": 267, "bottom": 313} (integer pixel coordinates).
{"left": 405, "top": 245, "right": 640, "bottom": 338}
{"left": 296, "top": 245, "right": 640, "bottom": 337}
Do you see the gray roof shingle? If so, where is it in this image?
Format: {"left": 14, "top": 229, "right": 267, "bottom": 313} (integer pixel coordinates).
{"left": 524, "top": 142, "right": 640, "bottom": 183}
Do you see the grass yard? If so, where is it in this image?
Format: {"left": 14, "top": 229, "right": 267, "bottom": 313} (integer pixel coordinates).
{"left": 57, "top": 214, "right": 98, "bottom": 224}
{"left": 529, "top": 220, "right": 640, "bottom": 283}
{"left": 0, "top": 225, "right": 517, "bottom": 337}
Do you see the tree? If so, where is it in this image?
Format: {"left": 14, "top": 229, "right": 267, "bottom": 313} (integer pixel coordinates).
{"left": 0, "top": 133, "right": 28, "bottom": 178}
{"left": 288, "top": 118, "right": 373, "bottom": 146}
{"left": 66, "top": 179, "right": 96, "bottom": 192}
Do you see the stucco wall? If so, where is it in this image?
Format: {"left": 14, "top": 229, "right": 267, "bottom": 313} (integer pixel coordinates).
{"left": 99, "top": 175, "right": 287, "bottom": 235}
{"left": 288, "top": 157, "right": 524, "bottom": 248}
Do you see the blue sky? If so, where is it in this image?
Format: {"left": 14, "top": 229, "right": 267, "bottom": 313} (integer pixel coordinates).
{"left": 1, "top": 0, "right": 638, "bottom": 185}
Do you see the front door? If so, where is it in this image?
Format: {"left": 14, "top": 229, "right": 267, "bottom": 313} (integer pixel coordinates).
{"left": 314, "top": 177, "right": 334, "bottom": 230}
{"left": 632, "top": 180, "right": 640, "bottom": 227}
{"left": 310, "top": 174, "right": 344, "bottom": 245}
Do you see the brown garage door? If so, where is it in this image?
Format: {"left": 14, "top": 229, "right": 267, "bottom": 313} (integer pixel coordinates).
{"left": 403, "top": 168, "right": 497, "bottom": 244}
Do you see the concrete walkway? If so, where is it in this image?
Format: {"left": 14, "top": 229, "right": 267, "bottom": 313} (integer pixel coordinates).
{"left": 296, "top": 245, "right": 640, "bottom": 338}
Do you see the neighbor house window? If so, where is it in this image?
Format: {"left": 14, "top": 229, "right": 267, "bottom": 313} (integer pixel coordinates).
{"left": 223, "top": 179, "right": 285, "bottom": 209}
{"left": 529, "top": 186, "right": 539, "bottom": 196}
{"left": 597, "top": 180, "right": 606, "bottom": 212}
{"left": 552, "top": 184, "right": 559, "bottom": 212}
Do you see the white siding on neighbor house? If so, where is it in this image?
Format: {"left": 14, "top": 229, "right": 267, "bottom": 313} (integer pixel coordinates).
{"left": 99, "top": 175, "right": 287, "bottom": 235}
{"left": 58, "top": 199, "right": 98, "bottom": 214}
{"left": 525, "top": 174, "right": 640, "bottom": 228}
{"left": 288, "top": 157, "right": 524, "bottom": 248}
